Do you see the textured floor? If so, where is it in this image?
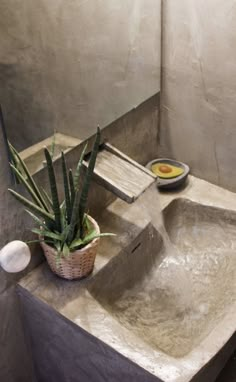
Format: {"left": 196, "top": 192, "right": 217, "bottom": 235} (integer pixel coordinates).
{"left": 216, "top": 351, "right": 236, "bottom": 381}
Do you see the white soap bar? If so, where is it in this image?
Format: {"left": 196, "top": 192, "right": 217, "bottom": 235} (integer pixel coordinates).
{"left": 0, "top": 241, "right": 31, "bottom": 273}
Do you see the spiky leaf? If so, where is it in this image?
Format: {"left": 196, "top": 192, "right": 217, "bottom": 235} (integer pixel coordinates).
{"left": 8, "top": 142, "right": 50, "bottom": 212}
{"left": 32, "top": 228, "right": 63, "bottom": 241}
{"left": 8, "top": 189, "right": 55, "bottom": 225}
{"left": 61, "top": 152, "right": 71, "bottom": 223}
{"left": 10, "top": 164, "right": 45, "bottom": 209}
{"left": 44, "top": 148, "right": 61, "bottom": 232}
{"left": 41, "top": 188, "right": 53, "bottom": 210}
{"left": 25, "top": 210, "right": 48, "bottom": 230}
{"left": 67, "top": 143, "right": 90, "bottom": 243}
{"left": 70, "top": 231, "right": 115, "bottom": 250}
{"left": 69, "top": 169, "right": 75, "bottom": 208}
{"left": 62, "top": 242, "right": 70, "bottom": 257}
{"left": 74, "top": 143, "right": 88, "bottom": 191}
{"left": 78, "top": 127, "right": 100, "bottom": 235}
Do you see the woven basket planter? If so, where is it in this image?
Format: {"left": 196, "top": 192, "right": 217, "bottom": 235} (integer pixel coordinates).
{"left": 40, "top": 216, "right": 100, "bottom": 280}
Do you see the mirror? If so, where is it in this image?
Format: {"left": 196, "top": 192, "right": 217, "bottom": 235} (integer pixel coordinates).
{"left": 0, "top": 0, "right": 161, "bottom": 175}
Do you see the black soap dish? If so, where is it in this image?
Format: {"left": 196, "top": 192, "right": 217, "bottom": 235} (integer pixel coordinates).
{"left": 146, "top": 158, "right": 190, "bottom": 190}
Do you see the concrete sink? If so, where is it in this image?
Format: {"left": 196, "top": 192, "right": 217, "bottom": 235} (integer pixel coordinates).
{"left": 19, "top": 180, "right": 236, "bottom": 382}
{"left": 79, "top": 198, "right": 236, "bottom": 381}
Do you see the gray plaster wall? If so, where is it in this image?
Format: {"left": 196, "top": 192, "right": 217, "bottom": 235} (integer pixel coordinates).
{"left": 0, "top": 274, "right": 35, "bottom": 382}
{"left": 0, "top": 0, "right": 160, "bottom": 151}
{"left": 160, "top": 0, "right": 236, "bottom": 192}
{"left": 0, "top": 113, "right": 35, "bottom": 382}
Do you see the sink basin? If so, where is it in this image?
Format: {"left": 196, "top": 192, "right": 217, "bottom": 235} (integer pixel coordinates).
{"left": 20, "top": 193, "right": 236, "bottom": 382}
{"left": 84, "top": 198, "right": 236, "bottom": 381}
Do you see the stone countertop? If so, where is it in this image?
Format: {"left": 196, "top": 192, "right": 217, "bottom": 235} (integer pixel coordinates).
{"left": 19, "top": 172, "right": 236, "bottom": 321}
{"left": 19, "top": 175, "right": 236, "bottom": 382}
{"left": 19, "top": 175, "right": 236, "bottom": 309}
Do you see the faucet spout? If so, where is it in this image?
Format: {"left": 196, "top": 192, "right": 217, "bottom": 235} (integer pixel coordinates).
{"left": 84, "top": 143, "right": 157, "bottom": 203}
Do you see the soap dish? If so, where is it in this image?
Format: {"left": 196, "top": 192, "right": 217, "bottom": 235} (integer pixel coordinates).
{"left": 146, "top": 158, "right": 190, "bottom": 190}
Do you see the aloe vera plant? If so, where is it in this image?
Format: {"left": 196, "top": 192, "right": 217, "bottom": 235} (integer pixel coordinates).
{"left": 8, "top": 128, "right": 114, "bottom": 258}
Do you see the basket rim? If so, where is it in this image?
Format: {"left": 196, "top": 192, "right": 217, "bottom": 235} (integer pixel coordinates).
{"left": 40, "top": 214, "right": 100, "bottom": 255}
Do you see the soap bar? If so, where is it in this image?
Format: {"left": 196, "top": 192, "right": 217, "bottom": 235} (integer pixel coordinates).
{"left": 151, "top": 163, "right": 184, "bottom": 179}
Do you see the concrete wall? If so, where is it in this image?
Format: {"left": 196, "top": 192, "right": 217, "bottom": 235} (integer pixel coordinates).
{"left": 0, "top": 110, "right": 35, "bottom": 382}
{"left": 160, "top": 0, "right": 236, "bottom": 191}
{"left": 0, "top": 0, "right": 160, "bottom": 151}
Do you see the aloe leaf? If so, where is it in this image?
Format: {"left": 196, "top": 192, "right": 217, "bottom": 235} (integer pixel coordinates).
{"left": 70, "top": 232, "right": 115, "bottom": 250}
{"left": 60, "top": 205, "right": 67, "bottom": 231}
{"left": 66, "top": 143, "right": 89, "bottom": 243}
{"left": 60, "top": 223, "right": 71, "bottom": 246}
{"left": 8, "top": 142, "right": 50, "bottom": 212}
{"left": 44, "top": 148, "right": 61, "bottom": 232}
{"left": 25, "top": 210, "right": 48, "bottom": 230}
{"left": 26, "top": 240, "right": 54, "bottom": 245}
{"left": 67, "top": 188, "right": 80, "bottom": 244}
{"left": 8, "top": 188, "right": 55, "bottom": 225}
{"left": 8, "top": 143, "right": 18, "bottom": 167}
{"left": 74, "top": 143, "right": 88, "bottom": 191}
{"left": 78, "top": 127, "right": 100, "bottom": 235}
{"left": 61, "top": 152, "right": 71, "bottom": 223}
{"left": 8, "top": 144, "right": 21, "bottom": 183}
{"left": 83, "top": 214, "right": 91, "bottom": 231}
{"left": 10, "top": 164, "right": 46, "bottom": 209}
{"left": 70, "top": 229, "right": 97, "bottom": 249}
{"left": 62, "top": 242, "right": 70, "bottom": 257}
{"left": 70, "top": 237, "right": 83, "bottom": 249}
{"left": 41, "top": 188, "right": 53, "bottom": 209}
{"left": 54, "top": 241, "right": 62, "bottom": 252}
{"left": 69, "top": 169, "right": 75, "bottom": 208}
{"left": 80, "top": 232, "right": 115, "bottom": 247}
{"left": 32, "top": 228, "right": 63, "bottom": 241}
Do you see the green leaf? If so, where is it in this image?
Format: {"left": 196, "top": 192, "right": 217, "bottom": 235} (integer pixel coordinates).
{"left": 60, "top": 206, "right": 67, "bottom": 231}
{"left": 61, "top": 152, "right": 71, "bottom": 223}
{"left": 67, "top": 143, "right": 89, "bottom": 244}
{"left": 10, "top": 164, "right": 45, "bottom": 209}
{"left": 74, "top": 143, "right": 88, "bottom": 191}
{"left": 25, "top": 209, "right": 48, "bottom": 230}
{"left": 41, "top": 188, "right": 53, "bottom": 209}
{"left": 83, "top": 214, "right": 91, "bottom": 231}
{"left": 8, "top": 188, "right": 55, "bottom": 225}
{"left": 69, "top": 169, "right": 75, "bottom": 208}
{"left": 32, "top": 228, "right": 63, "bottom": 241}
{"left": 26, "top": 239, "right": 54, "bottom": 245}
{"left": 70, "top": 238, "right": 83, "bottom": 249}
{"left": 78, "top": 127, "right": 100, "bottom": 236}
{"left": 70, "top": 231, "right": 115, "bottom": 249}
{"left": 55, "top": 241, "right": 62, "bottom": 253}
{"left": 44, "top": 147, "right": 61, "bottom": 232}
{"left": 62, "top": 242, "right": 70, "bottom": 257}
{"left": 61, "top": 223, "right": 71, "bottom": 246}
{"left": 8, "top": 142, "right": 50, "bottom": 212}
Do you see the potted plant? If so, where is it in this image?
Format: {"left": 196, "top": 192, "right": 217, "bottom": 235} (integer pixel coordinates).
{"left": 8, "top": 128, "right": 114, "bottom": 280}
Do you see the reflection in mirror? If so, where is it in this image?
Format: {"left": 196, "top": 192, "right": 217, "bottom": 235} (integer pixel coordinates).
{"left": 0, "top": 0, "right": 161, "bottom": 177}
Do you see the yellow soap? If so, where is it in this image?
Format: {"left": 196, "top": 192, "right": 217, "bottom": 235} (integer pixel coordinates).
{"left": 151, "top": 163, "right": 184, "bottom": 179}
